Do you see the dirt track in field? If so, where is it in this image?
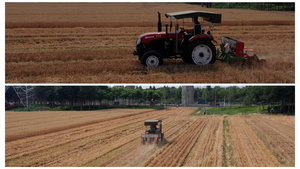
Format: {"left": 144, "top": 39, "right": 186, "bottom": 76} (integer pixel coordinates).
{"left": 5, "top": 108, "right": 295, "bottom": 167}
{"left": 5, "top": 3, "right": 295, "bottom": 83}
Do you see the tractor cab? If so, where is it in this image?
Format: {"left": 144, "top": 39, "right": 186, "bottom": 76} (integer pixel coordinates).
{"left": 144, "top": 120, "right": 162, "bottom": 134}
{"left": 165, "top": 10, "right": 221, "bottom": 38}
{"left": 141, "top": 120, "right": 164, "bottom": 144}
{"left": 134, "top": 10, "right": 222, "bottom": 66}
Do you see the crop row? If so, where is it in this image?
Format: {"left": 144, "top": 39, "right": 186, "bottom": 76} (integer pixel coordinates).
{"left": 242, "top": 115, "right": 295, "bottom": 166}
{"left": 5, "top": 108, "right": 196, "bottom": 166}
{"left": 5, "top": 110, "right": 294, "bottom": 167}
{"left": 144, "top": 116, "right": 210, "bottom": 167}
{"left": 228, "top": 116, "right": 281, "bottom": 167}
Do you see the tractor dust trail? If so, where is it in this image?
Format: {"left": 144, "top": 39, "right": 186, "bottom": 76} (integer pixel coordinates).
{"left": 109, "top": 144, "right": 157, "bottom": 167}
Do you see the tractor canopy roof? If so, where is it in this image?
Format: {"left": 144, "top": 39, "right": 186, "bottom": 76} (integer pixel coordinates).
{"left": 165, "top": 10, "right": 222, "bottom": 23}
{"left": 144, "top": 120, "right": 162, "bottom": 126}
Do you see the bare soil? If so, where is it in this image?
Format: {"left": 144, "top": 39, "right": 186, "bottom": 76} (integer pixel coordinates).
{"left": 5, "top": 3, "right": 295, "bottom": 83}
{"left": 5, "top": 108, "right": 295, "bottom": 167}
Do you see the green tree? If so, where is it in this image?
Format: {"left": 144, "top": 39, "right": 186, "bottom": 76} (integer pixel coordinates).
{"left": 194, "top": 88, "right": 202, "bottom": 102}
{"left": 78, "top": 86, "right": 98, "bottom": 110}
{"left": 161, "top": 86, "right": 170, "bottom": 104}
{"left": 142, "top": 90, "right": 148, "bottom": 105}
{"left": 153, "top": 90, "right": 163, "bottom": 101}
{"left": 34, "top": 86, "right": 59, "bottom": 108}
{"left": 146, "top": 90, "right": 154, "bottom": 101}
{"left": 218, "top": 88, "right": 228, "bottom": 106}
{"left": 98, "top": 88, "right": 106, "bottom": 105}
{"left": 175, "top": 86, "right": 182, "bottom": 103}
{"left": 134, "top": 88, "right": 143, "bottom": 104}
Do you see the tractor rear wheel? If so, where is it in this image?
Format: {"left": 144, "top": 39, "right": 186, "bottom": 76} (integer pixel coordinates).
{"left": 141, "top": 50, "right": 163, "bottom": 67}
{"left": 186, "top": 40, "right": 216, "bottom": 65}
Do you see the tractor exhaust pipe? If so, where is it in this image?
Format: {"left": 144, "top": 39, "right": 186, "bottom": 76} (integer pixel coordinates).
{"left": 158, "top": 12, "right": 162, "bottom": 32}
{"left": 165, "top": 24, "right": 170, "bottom": 50}
{"left": 165, "top": 24, "right": 169, "bottom": 41}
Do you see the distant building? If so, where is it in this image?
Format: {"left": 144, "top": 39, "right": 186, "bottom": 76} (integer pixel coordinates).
{"left": 182, "top": 86, "right": 194, "bottom": 107}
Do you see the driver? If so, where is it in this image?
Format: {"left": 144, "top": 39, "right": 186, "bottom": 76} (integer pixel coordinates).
{"left": 150, "top": 125, "right": 157, "bottom": 133}
{"left": 183, "top": 17, "right": 202, "bottom": 42}
{"left": 184, "top": 17, "right": 201, "bottom": 35}
{"left": 192, "top": 17, "right": 201, "bottom": 35}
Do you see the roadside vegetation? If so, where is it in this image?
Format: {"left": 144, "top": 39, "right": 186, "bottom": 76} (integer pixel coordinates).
{"left": 9, "top": 103, "right": 167, "bottom": 112}
{"left": 191, "top": 105, "right": 291, "bottom": 116}
{"left": 6, "top": 86, "right": 294, "bottom": 114}
{"left": 211, "top": 2, "right": 294, "bottom": 11}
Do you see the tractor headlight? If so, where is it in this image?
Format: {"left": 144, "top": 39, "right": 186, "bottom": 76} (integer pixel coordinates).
{"left": 136, "top": 37, "right": 142, "bottom": 45}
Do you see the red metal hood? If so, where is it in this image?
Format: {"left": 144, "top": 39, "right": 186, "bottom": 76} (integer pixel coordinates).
{"left": 139, "top": 32, "right": 183, "bottom": 43}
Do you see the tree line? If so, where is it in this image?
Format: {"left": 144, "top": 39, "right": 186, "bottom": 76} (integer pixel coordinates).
{"left": 188, "top": 2, "right": 295, "bottom": 11}
{"left": 5, "top": 86, "right": 294, "bottom": 113}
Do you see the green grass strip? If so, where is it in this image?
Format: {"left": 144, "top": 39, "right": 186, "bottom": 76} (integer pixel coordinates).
{"left": 191, "top": 106, "right": 265, "bottom": 116}
{"left": 222, "top": 116, "right": 236, "bottom": 167}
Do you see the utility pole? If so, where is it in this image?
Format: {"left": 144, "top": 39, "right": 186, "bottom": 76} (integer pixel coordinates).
{"left": 214, "top": 89, "right": 216, "bottom": 107}
{"left": 11, "top": 86, "right": 33, "bottom": 109}
{"left": 224, "top": 87, "right": 226, "bottom": 107}
{"left": 26, "top": 86, "right": 29, "bottom": 109}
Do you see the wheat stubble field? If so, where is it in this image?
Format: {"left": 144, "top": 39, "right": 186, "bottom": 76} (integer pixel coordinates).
{"left": 5, "top": 3, "right": 295, "bottom": 83}
{"left": 5, "top": 107, "right": 295, "bottom": 167}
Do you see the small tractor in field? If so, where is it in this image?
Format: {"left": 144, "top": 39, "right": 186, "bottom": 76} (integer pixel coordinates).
{"left": 141, "top": 120, "right": 164, "bottom": 144}
{"left": 133, "top": 10, "right": 265, "bottom": 66}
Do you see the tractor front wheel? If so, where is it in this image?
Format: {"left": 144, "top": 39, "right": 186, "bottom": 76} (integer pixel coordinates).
{"left": 186, "top": 40, "right": 216, "bottom": 65}
{"left": 141, "top": 50, "right": 163, "bottom": 67}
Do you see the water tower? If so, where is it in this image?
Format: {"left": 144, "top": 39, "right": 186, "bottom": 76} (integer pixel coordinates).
{"left": 182, "top": 86, "right": 194, "bottom": 107}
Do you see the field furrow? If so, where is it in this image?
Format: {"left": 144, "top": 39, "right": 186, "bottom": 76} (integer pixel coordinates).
{"left": 5, "top": 109, "right": 152, "bottom": 141}
{"left": 6, "top": 109, "right": 161, "bottom": 159}
{"left": 5, "top": 108, "right": 294, "bottom": 167}
{"left": 184, "top": 115, "right": 223, "bottom": 167}
{"left": 144, "top": 116, "right": 210, "bottom": 167}
{"left": 242, "top": 115, "right": 295, "bottom": 166}
{"left": 94, "top": 118, "right": 194, "bottom": 167}
{"left": 228, "top": 116, "right": 281, "bottom": 167}
{"left": 5, "top": 108, "right": 195, "bottom": 167}
{"left": 5, "top": 3, "right": 294, "bottom": 83}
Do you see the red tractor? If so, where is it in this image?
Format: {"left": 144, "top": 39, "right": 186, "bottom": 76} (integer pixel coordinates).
{"left": 133, "top": 10, "right": 222, "bottom": 66}
{"left": 141, "top": 120, "right": 164, "bottom": 144}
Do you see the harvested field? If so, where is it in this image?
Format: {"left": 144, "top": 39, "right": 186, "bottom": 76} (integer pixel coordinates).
{"left": 5, "top": 3, "right": 295, "bottom": 83}
{"left": 5, "top": 109, "right": 151, "bottom": 141}
{"left": 227, "top": 116, "right": 282, "bottom": 167}
{"left": 241, "top": 114, "right": 295, "bottom": 166}
{"left": 184, "top": 115, "right": 223, "bottom": 167}
{"left": 5, "top": 108, "right": 295, "bottom": 167}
